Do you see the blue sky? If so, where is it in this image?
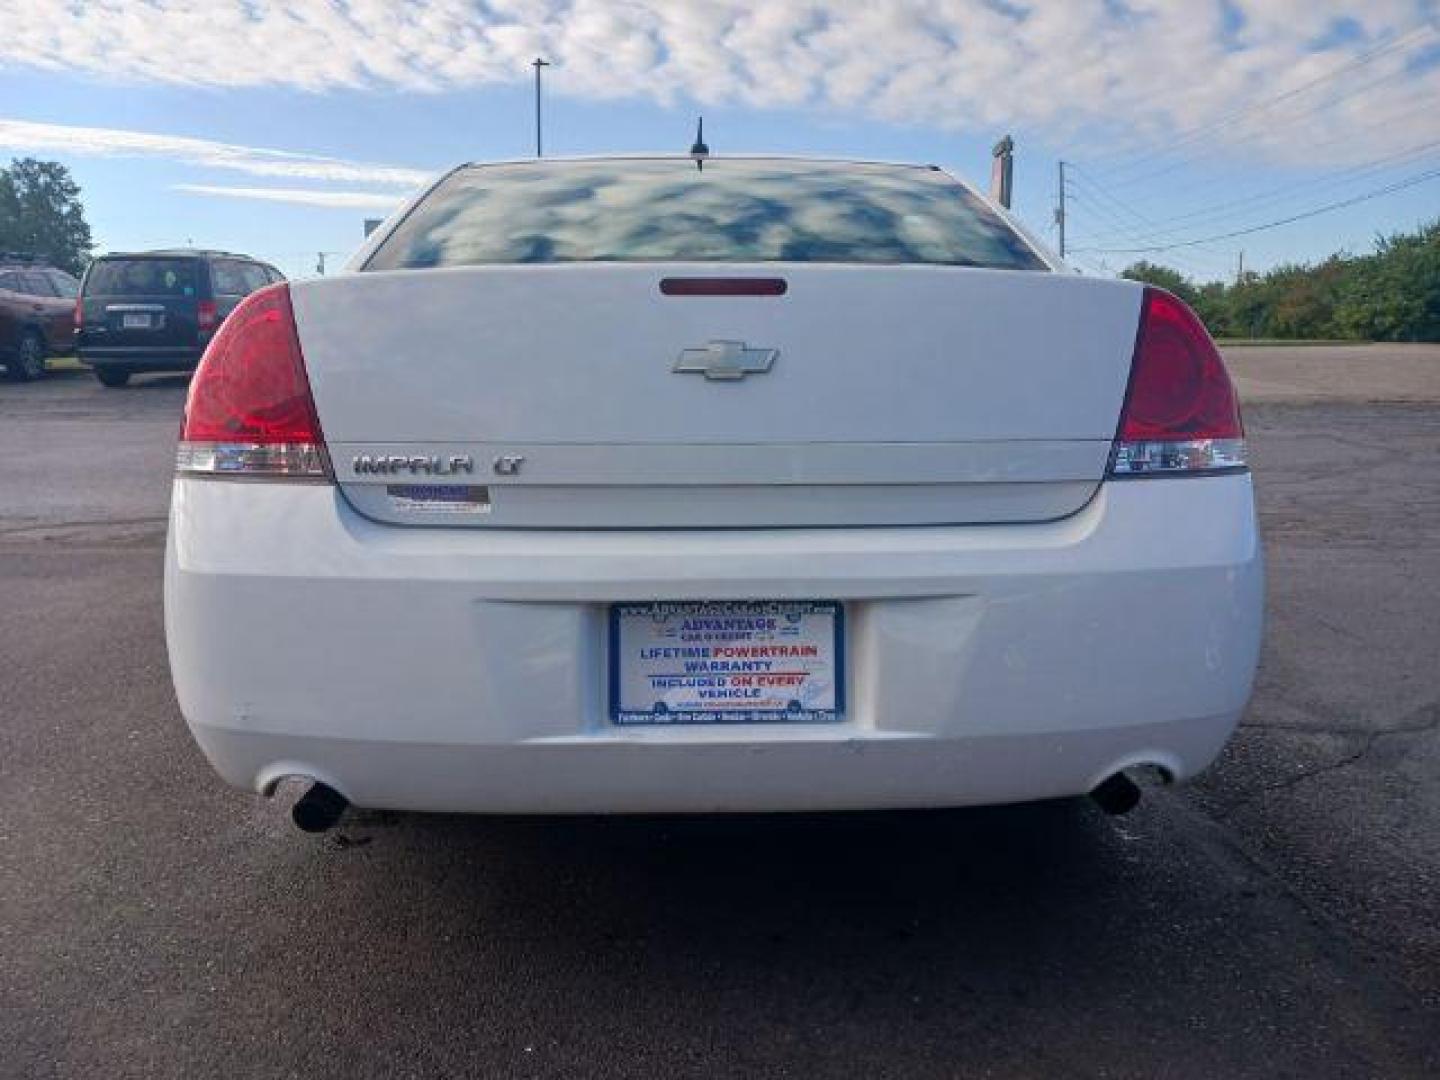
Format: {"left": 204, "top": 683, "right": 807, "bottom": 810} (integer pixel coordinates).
{"left": 2, "top": 1, "right": 1437, "bottom": 282}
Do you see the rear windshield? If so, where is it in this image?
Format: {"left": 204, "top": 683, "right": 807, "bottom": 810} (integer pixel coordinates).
{"left": 365, "top": 159, "right": 1047, "bottom": 271}
{"left": 86, "top": 258, "right": 200, "bottom": 298}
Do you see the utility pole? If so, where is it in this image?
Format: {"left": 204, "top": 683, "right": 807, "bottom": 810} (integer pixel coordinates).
{"left": 532, "top": 57, "right": 550, "bottom": 157}
{"left": 1055, "top": 160, "right": 1067, "bottom": 259}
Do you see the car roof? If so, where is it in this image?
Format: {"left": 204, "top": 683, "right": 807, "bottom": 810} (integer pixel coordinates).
{"left": 95, "top": 249, "right": 264, "bottom": 261}
{"left": 457, "top": 153, "right": 944, "bottom": 171}
{"left": 0, "top": 252, "right": 61, "bottom": 269}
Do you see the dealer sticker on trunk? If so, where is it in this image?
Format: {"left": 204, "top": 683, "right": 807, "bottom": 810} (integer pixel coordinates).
{"left": 385, "top": 484, "right": 491, "bottom": 515}
{"left": 610, "top": 601, "right": 844, "bottom": 725}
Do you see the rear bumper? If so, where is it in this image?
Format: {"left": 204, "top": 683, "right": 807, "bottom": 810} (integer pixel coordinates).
{"left": 165, "top": 475, "right": 1264, "bottom": 814}
{"left": 80, "top": 346, "right": 201, "bottom": 371}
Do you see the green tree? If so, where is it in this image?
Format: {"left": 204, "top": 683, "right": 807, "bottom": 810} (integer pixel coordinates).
{"left": 1114, "top": 220, "right": 1438, "bottom": 342}
{"left": 1191, "top": 281, "right": 1232, "bottom": 337}
{"left": 1226, "top": 277, "right": 1272, "bottom": 340}
{"left": 1266, "top": 258, "right": 1345, "bottom": 339}
{"left": 1120, "top": 260, "right": 1196, "bottom": 305}
{"left": 1333, "top": 222, "right": 1440, "bottom": 341}
{"left": 0, "top": 158, "right": 94, "bottom": 275}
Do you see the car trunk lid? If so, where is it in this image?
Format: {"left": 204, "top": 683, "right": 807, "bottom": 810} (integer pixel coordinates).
{"left": 292, "top": 263, "right": 1143, "bottom": 528}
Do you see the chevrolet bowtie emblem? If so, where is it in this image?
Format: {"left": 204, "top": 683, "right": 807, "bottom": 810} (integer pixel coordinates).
{"left": 673, "top": 340, "right": 778, "bottom": 380}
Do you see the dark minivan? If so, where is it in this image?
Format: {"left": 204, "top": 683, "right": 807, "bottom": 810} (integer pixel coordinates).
{"left": 77, "top": 249, "right": 284, "bottom": 387}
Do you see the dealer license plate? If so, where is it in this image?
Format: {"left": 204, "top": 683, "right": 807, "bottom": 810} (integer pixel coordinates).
{"left": 610, "top": 601, "right": 844, "bottom": 725}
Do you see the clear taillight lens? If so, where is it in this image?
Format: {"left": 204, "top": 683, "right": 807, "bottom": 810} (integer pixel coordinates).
{"left": 1108, "top": 287, "right": 1246, "bottom": 477}
{"left": 176, "top": 284, "right": 331, "bottom": 481}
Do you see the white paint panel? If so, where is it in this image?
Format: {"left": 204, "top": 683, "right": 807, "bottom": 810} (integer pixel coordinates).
{"left": 293, "top": 264, "right": 1142, "bottom": 525}
{"left": 165, "top": 474, "right": 1264, "bottom": 812}
{"left": 293, "top": 264, "right": 1143, "bottom": 445}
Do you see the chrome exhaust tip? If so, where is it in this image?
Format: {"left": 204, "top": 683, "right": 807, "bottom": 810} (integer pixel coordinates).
{"left": 1090, "top": 772, "right": 1142, "bottom": 816}
{"left": 291, "top": 781, "right": 349, "bottom": 833}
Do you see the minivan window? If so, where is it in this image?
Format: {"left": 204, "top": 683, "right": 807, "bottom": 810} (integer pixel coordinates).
{"left": 238, "top": 262, "right": 270, "bottom": 292}
{"left": 211, "top": 260, "right": 251, "bottom": 296}
{"left": 87, "top": 258, "right": 199, "bottom": 297}
{"left": 365, "top": 159, "right": 1047, "bottom": 272}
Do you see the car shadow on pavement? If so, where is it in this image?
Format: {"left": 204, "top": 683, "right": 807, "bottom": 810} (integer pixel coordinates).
{"left": 223, "top": 796, "right": 1433, "bottom": 1076}
{"left": 127, "top": 374, "right": 192, "bottom": 390}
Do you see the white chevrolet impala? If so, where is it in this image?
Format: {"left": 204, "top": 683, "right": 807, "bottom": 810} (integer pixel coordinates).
{"left": 164, "top": 157, "right": 1263, "bottom": 831}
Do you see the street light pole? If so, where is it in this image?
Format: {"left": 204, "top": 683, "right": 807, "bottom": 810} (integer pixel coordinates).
{"left": 532, "top": 57, "right": 550, "bottom": 157}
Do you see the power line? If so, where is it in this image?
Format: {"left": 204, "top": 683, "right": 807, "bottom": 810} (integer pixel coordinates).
{"left": 1062, "top": 170, "right": 1242, "bottom": 280}
{"left": 1064, "top": 213, "right": 1231, "bottom": 278}
{"left": 1070, "top": 167, "right": 1440, "bottom": 254}
{"left": 1101, "top": 56, "right": 1437, "bottom": 193}
{"left": 1054, "top": 166, "right": 1229, "bottom": 275}
{"left": 1091, "top": 25, "right": 1436, "bottom": 186}
{"left": 1077, "top": 91, "right": 1440, "bottom": 233}
{"left": 1065, "top": 232, "right": 1231, "bottom": 279}
{"left": 1066, "top": 237, "right": 1230, "bottom": 279}
{"left": 1066, "top": 168, "right": 1239, "bottom": 258}
{"left": 1125, "top": 138, "right": 1440, "bottom": 234}
{"left": 1062, "top": 227, "right": 1230, "bottom": 281}
{"left": 1116, "top": 91, "right": 1440, "bottom": 212}
{"left": 1069, "top": 136, "right": 1440, "bottom": 247}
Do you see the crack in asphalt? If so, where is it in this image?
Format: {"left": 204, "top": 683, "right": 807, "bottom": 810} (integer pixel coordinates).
{"left": 1161, "top": 786, "right": 1369, "bottom": 940}
{"left": 0, "top": 515, "right": 168, "bottom": 537}
{"left": 1225, "top": 702, "right": 1440, "bottom": 816}
{"left": 1240, "top": 700, "right": 1440, "bottom": 738}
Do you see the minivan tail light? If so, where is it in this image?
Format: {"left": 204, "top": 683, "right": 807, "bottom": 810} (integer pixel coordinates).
{"left": 176, "top": 284, "right": 331, "bottom": 481}
{"left": 196, "top": 299, "right": 218, "bottom": 332}
{"left": 1108, "top": 287, "right": 1246, "bottom": 477}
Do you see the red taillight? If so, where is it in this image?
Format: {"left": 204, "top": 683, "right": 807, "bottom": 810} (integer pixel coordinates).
{"left": 176, "top": 284, "right": 330, "bottom": 480}
{"left": 197, "top": 299, "right": 218, "bottom": 333}
{"left": 73, "top": 300, "right": 82, "bottom": 331}
{"left": 1109, "top": 288, "right": 1246, "bottom": 476}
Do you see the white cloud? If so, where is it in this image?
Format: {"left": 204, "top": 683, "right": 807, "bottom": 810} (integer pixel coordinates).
{"left": 0, "top": 3, "right": 1437, "bottom": 166}
{"left": 173, "top": 184, "right": 407, "bottom": 209}
{"left": 0, "top": 119, "right": 431, "bottom": 186}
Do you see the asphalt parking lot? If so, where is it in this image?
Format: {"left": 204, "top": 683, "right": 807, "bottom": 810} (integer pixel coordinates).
{"left": 3, "top": 347, "right": 1438, "bottom": 1078}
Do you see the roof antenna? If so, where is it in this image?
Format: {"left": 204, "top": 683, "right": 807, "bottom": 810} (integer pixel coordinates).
{"left": 689, "top": 116, "right": 709, "bottom": 171}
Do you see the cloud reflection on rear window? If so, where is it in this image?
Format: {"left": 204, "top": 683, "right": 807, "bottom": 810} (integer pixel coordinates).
{"left": 365, "top": 159, "right": 1047, "bottom": 272}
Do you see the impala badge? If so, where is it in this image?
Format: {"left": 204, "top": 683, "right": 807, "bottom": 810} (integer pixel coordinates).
{"left": 353, "top": 454, "right": 475, "bottom": 476}
{"left": 673, "top": 340, "right": 778, "bottom": 381}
